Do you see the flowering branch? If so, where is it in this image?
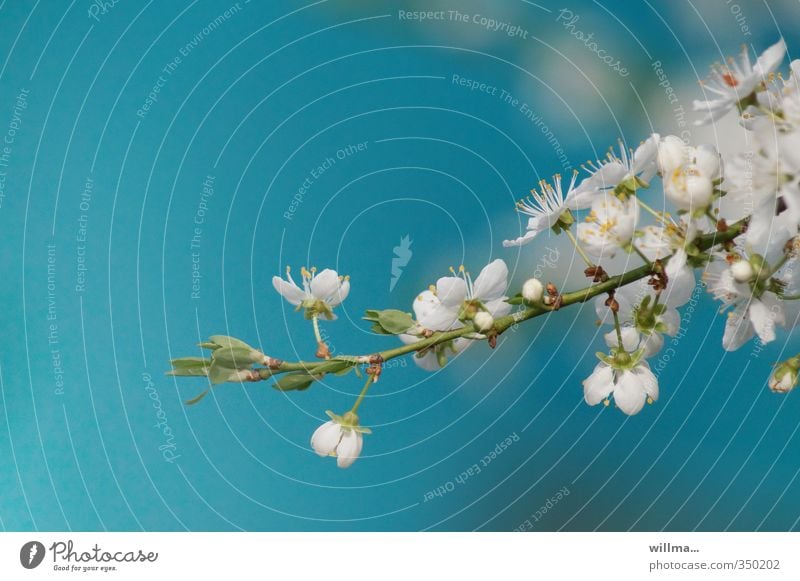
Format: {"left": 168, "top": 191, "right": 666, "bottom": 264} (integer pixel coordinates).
{"left": 169, "top": 38, "right": 800, "bottom": 468}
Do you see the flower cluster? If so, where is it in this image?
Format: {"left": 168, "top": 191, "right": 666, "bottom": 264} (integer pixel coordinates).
{"left": 169, "top": 39, "right": 800, "bottom": 469}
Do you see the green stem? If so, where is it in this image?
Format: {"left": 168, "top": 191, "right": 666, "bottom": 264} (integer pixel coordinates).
{"left": 312, "top": 315, "right": 323, "bottom": 344}
{"left": 637, "top": 197, "right": 673, "bottom": 225}
{"left": 351, "top": 374, "right": 374, "bottom": 414}
{"left": 565, "top": 228, "right": 594, "bottom": 267}
{"left": 253, "top": 219, "right": 746, "bottom": 378}
{"left": 612, "top": 310, "right": 624, "bottom": 350}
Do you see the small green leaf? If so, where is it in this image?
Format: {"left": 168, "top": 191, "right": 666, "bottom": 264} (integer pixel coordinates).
{"left": 273, "top": 373, "right": 317, "bottom": 391}
{"left": 311, "top": 360, "right": 351, "bottom": 375}
{"left": 378, "top": 310, "right": 415, "bottom": 334}
{"left": 184, "top": 390, "right": 210, "bottom": 405}
{"left": 166, "top": 366, "right": 209, "bottom": 377}
{"left": 170, "top": 357, "right": 211, "bottom": 369}
{"left": 370, "top": 323, "right": 392, "bottom": 335}
{"left": 197, "top": 342, "right": 221, "bottom": 351}
{"left": 208, "top": 362, "right": 236, "bottom": 385}
{"left": 507, "top": 293, "right": 525, "bottom": 305}
{"left": 212, "top": 347, "right": 262, "bottom": 368}
{"left": 208, "top": 335, "right": 254, "bottom": 350}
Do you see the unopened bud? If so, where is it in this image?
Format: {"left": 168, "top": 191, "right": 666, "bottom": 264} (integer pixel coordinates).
{"left": 522, "top": 278, "right": 544, "bottom": 303}
{"left": 770, "top": 357, "right": 800, "bottom": 393}
{"left": 473, "top": 311, "right": 495, "bottom": 332}
{"left": 731, "top": 259, "right": 755, "bottom": 283}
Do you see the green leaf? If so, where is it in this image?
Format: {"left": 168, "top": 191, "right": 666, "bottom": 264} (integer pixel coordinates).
{"left": 166, "top": 366, "right": 209, "bottom": 377}
{"left": 273, "top": 373, "right": 317, "bottom": 392}
{"left": 378, "top": 309, "right": 415, "bottom": 334}
{"left": 170, "top": 357, "right": 212, "bottom": 369}
{"left": 212, "top": 347, "right": 262, "bottom": 368}
{"left": 208, "top": 335, "right": 254, "bottom": 350}
{"left": 370, "top": 323, "right": 392, "bottom": 335}
{"left": 184, "top": 390, "right": 210, "bottom": 405}
{"left": 208, "top": 362, "right": 235, "bottom": 385}
{"left": 507, "top": 293, "right": 525, "bottom": 305}
{"left": 364, "top": 309, "right": 415, "bottom": 334}
{"left": 311, "top": 360, "right": 351, "bottom": 375}
{"left": 197, "top": 342, "right": 221, "bottom": 351}
{"left": 363, "top": 309, "right": 382, "bottom": 323}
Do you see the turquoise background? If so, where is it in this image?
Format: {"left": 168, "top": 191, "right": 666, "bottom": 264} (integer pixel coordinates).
{"left": 1, "top": 0, "right": 800, "bottom": 531}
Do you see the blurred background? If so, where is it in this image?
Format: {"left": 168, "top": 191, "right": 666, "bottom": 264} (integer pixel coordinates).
{"left": 1, "top": 0, "right": 800, "bottom": 531}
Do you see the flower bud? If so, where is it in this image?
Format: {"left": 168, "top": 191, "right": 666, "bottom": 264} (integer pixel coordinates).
{"left": 657, "top": 135, "right": 688, "bottom": 176}
{"left": 730, "top": 259, "right": 755, "bottom": 283}
{"left": 522, "top": 278, "right": 544, "bottom": 303}
{"left": 769, "top": 363, "right": 798, "bottom": 393}
{"left": 473, "top": 311, "right": 495, "bottom": 332}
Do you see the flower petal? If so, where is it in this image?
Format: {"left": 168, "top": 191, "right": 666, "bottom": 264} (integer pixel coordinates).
{"left": 604, "top": 326, "right": 640, "bottom": 352}
{"left": 272, "top": 276, "right": 307, "bottom": 306}
{"left": 583, "top": 363, "right": 615, "bottom": 406}
{"left": 309, "top": 269, "right": 341, "bottom": 301}
{"left": 632, "top": 364, "right": 659, "bottom": 401}
{"left": 502, "top": 230, "right": 538, "bottom": 248}
{"left": 327, "top": 278, "right": 350, "bottom": 307}
{"left": 436, "top": 276, "right": 468, "bottom": 308}
{"left": 613, "top": 369, "right": 648, "bottom": 415}
{"left": 311, "top": 421, "right": 342, "bottom": 457}
{"left": 336, "top": 430, "right": 363, "bottom": 468}
{"left": 484, "top": 298, "right": 512, "bottom": 318}
{"left": 722, "top": 305, "right": 754, "bottom": 351}
{"left": 472, "top": 259, "right": 509, "bottom": 301}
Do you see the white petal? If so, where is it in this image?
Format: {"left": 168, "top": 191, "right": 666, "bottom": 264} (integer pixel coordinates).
{"left": 272, "top": 276, "right": 307, "bottom": 306}
{"left": 722, "top": 305, "right": 755, "bottom": 351}
{"left": 632, "top": 364, "right": 659, "bottom": 400}
{"left": 412, "top": 350, "right": 444, "bottom": 371}
{"left": 641, "top": 332, "right": 664, "bottom": 358}
{"left": 418, "top": 303, "right": 460, "bottom": 331}
{"left": 472, "top": 259, "right": 509, "bottom": 301}
{"left": 328, "top": 278, "right": 350, "bottom": 306}
{"left": 748, "top": 296, "right": 781, "bottom": 344}
{"left": 583, "top": 363, "right": 615, "bottom": 406}
{"left": 659, "top": 308, "right": 681, "bottom": 336}
{"left": 604, "top": 326, "right": 640, "bottom": 352}
{"left": 311, "top": 421, "right": 342, "bottom": 457}
{"left": 484, "top": 298, "right": 512, "bottom": 318}
{"left": 310, "top": 269, "right": 341, "bottom": 301}
{"left": 502, "top": 230, "right": 538, "bottom": 247}
{"left": 412, "top": 290, "right": 440, "bottom": 320}
{"left": 335, "top": 430, "right": 363, "bottom": 468}
{"left": 436, "top": 276, "right": 468, "bottom": 308}
{"left": 753, "top": 38, "right": 787, "bottom": 78}
{"left": 613, "top": 370, "right": 647, "bottom": 415}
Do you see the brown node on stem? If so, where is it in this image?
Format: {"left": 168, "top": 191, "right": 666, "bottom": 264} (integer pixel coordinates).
{"left": 316, "top": 341, "right": 331, "bottom": 360}
{"left": 544, "top": 282, "right": 563, "bottom": 310}
{"left": 584, "top": 265, "right": 609, "bottom": 282}
{"left": 265, "top": 357, "right": 284, "bottom": 370}
{"left": 716, "top": 218, "right": 728, "bottom": 232}
{"left": 366, "top": 353, "right": 384, "bottom": 381}
{"left": 648, "top": 259, "right": 668, "bottom": 292}
{"left": 604, "top": 292, "right": 620, "bottom": 313}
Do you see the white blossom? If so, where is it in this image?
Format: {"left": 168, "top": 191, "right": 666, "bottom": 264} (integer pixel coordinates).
{"left": 503, "top": 172, "right": 595, "bottom": 247}
{"left": 694, "top": 39, "right": 786, "bottom": 125}
{"left": 577, "top": 195, "right": 639, "bottom": 259}
{"left": 583, "top": 359, "right": 659, "bottom": 416}
{"left": 272, "top": 266, "right": 350, "bottom": 318}
{"left": 581, "top": 134, "right": 660, "bottom": 193}
{"left": 311, "top": 411, "right": 370, "bottom": 469}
